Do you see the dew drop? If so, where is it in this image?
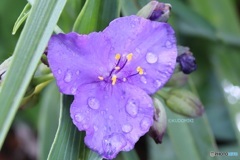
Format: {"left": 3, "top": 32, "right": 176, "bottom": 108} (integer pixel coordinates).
{"left": 131, "top": 23, "right": 136, "bottom": 28}
{"left": 64, "top": 72, "right": 72, "bottom": 82}
{"left": 75, "top": 113, "right": 84, "bottom": 123}
{"left": 135, "top": 48, "right": 141, "bottom": 53}
{"left": 94, "top": 125, "right": 98, "bottom": 131}
{"left": 57, "top": 69, "right": 62, "bottom": 74}
{"left": 76, "top": 70, "right": 80, "bottom": 75}
{"left": 71, "top": 87, "right": 77, "bottom": 94}
{"left": 146, "top": 52, "right": 158, "bottom": 64}
{"left": 83, "top": 124, "right": 89, "bottom": 129}
{"left": 122, "top": 124, "right": 133, "bottom": 133}
{"left": 109, "top": 115, "right": 113, "bottom": 120}
{"left": 87, "top": 97, "right": 100, "bottom": 109}
{"left": 125, "top": 99, "right": 139, "bottom": 117}
{"left": 154, "top": 80, "right": 162, "bottom": 88}
{"left": 140, "top": 76, "right": 147, "bottom": 84}
{"left": 102, "top": 134, "right": 126, "bottom": 157}
{"left": 165, "top": 40, "right": 172, "bottom": 48}
{"left": 140, "top": 117, "right": 152, "bottom": 131}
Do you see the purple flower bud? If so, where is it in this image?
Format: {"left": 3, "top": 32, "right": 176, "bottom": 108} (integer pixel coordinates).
{"left": 137, "top": 1, "right": 171, "bottom": 22}
{"left": 149, "top": 98, "right": 167, "bottom": 144}
{"left": 177, "top": 52, "right": 197, "bottom": 74}
{"left": 149, "top": 3, "right": 171, "bottom": 22}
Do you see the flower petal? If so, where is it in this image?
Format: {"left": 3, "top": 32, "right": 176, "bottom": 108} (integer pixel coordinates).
{"left": 103, "top": 15, "right": 177, "bottom": 94}
{"left": 70, "top": 82, "right": 154, "bottom": 159}
{"left": 47, "top": 32, "right": 114, "bottom": 95}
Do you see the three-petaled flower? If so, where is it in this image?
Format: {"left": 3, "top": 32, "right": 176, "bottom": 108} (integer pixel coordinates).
{"left": 47, "top": 15, "right": 177, "bottom": 159}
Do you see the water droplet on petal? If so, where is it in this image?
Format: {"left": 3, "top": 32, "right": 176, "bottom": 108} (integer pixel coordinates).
{"left": 109, "top": 115, "right": 113, "bottom": 120}
{"left": 122, "top": 124, "right": 133, "bottom": 133}
{"left": 71, "top": 87, "right": 77, "bottom": 94}
{"left": 87, "top": 97, "right": 100, "bottom": 109}
{"left": 102, "top": 134, "right": 127, "bottom": 157}
{"left": 83, "top": 124, "right": 89, "bottom": 129}
{"left": 131, "top": 23, "right": 136, "bottom": 28}
{"left": 140, "top": 76, "right": 147, "bottom": 84}
{"left": 94, "top": 125, "right": 98, "bottom": 131}
{"left": 135, "top": 48, "right": 141, "bottom": 53}
{"left": 165, "top": 40, "right": 172, "bottom": 48}
{"left": 57, "top": 69, "right": 62, "bottom": 74}
{"left": 75, "top": 113, "right": 84, "bottom": 123}
{"left": 64, "top": 72, "right": 72, "bottom": 82}
{"left": 140, "top": 117, "right": 152, "bottom": 131}
{"left": 154, "top": 80, "right": 162, "bottom": 88}
{"left": 146, "top": 52, "right": 158, "bottom": 64}
{"left": 76, "top": 70, "right": 80, "bottom": 75}
{"left": 125, "top": 99, "right": 139, "bottom": 117}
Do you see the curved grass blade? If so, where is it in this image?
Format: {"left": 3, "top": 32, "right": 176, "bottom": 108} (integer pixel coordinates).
{"left": 38, "top": 83, "right": 60, "bottom": 160}
{"left": 0, "top": 0, "right": 66, "bottom": 148}
{"left": 48, "top": 95, "right": 102, "bottom": 160}
{"left": 12, "top": 3, "right": 31, "bottom": 35}
{"left": 47, "top": 95, "right": 81, "bottom": 160}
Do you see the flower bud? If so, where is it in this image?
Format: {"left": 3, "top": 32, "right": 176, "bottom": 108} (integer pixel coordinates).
{"left": 164, "top": 89, "right": 204, "bottom": 117}
{"left": 0, "top": 56, "right": 12, "bottom": 85}
{"left": 149, "top": 97, "right": 167, "bottom": 143}
{"left": 137, "top": 1, "right": 171, "bottom": 22}
{"left": 176, "top": 46, "right": 197, "bottom": 74}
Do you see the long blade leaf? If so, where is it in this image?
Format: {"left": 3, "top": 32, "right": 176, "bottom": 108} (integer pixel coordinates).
{"left": 0, "top": 0, "right": 66, "bottom": 148}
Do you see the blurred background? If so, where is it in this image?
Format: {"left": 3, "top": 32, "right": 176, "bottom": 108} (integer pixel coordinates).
{"left": 0, "top": 0, "right": 240, "bottom": 160}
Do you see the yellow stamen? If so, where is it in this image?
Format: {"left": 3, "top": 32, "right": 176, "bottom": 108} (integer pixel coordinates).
{"left": 115, "top": 66, "right": 120, "bottom": 70}
{"left": 115, "top": 53, "right": 121, "bottom": 60}
{"left": 137, "top": 66, "right": 144, "bottom": 75}
{"left": 111, "top": 75, "right": 117, "bottom": 85}
{"left": 126, "top": 53, "right": 133, "bottom": 61}
{"left": 98, "top": 76, "right": 104, "bottom": 80}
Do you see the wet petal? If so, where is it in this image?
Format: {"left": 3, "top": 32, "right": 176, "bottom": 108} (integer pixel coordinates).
{"left": 70, "top": 82, "right": 154, "bottom": 159}
{"left": 103, "top": 15, "right": 177, "bottom": 94}
{"left": 47, "top": 32, "right": 114, "bottom": 95}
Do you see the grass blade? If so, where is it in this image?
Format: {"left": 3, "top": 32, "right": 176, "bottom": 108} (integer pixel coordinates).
{"left": 0, "top": 0, "right": 66, "bottom": 148}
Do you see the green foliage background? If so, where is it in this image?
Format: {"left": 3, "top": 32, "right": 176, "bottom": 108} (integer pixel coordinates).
{"left": 0, "top": 0, "right": 239, "bottom": 160}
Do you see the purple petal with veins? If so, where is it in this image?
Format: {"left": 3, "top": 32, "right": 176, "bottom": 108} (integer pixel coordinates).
{"left": 47, "top": 15, "right": 177, "bottom": 159}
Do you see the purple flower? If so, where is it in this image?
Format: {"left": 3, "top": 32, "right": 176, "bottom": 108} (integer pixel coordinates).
{"left": 47, "top": 15, "right": 177, "bottom": 159}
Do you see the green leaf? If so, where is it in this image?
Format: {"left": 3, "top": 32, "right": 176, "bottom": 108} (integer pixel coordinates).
{"left": 0, "top": 0, "right": 66, "bottom": 148}
{"left": 12, "top": 3, "right": 31, "bottom": 35}
{"left": 47, "top": 95, "right": 102, "bottom": 160}
{"left": 38, "top": 83, "right": 60, "bottom": 160}
{"left": 47, "top": 95, "right": 81, "bottom": 160}
{"left": 73, "top": 0, "right": 120, "bottom": 34}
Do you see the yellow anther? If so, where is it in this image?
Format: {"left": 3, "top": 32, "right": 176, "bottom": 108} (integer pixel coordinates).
{"left": 98, "top": 76, "right": 104, "bottom": 80}
{"left": 137, "top": 66, "right": 144, "bottom": 75}
{"left": 115, "top": 53, "right": 121, "bottom": 60}
{"left": 115, "top": 66, "right": 120, "bottom": 70}
{"left": 111, "top": 75, "right": 117, "bottom": 85}
{"left": 126, "top": 53, "right": 133, "bottom": 61}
